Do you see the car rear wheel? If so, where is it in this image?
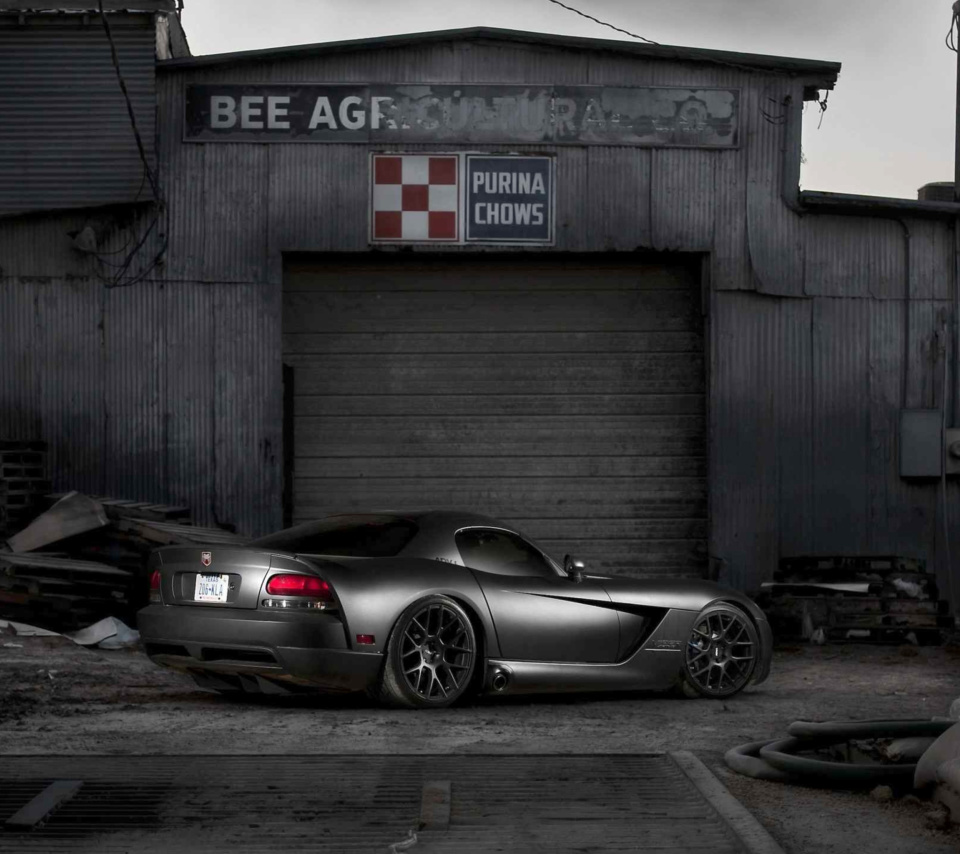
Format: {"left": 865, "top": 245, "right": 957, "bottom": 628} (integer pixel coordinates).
{"left": 680, "top": 603, "right": 759, "bottom": 699}
{"left": 375, "top": 595, "right": 477, "bottom": 709}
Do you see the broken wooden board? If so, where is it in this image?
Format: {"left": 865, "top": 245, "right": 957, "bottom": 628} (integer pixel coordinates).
{"left": 6, "top": 492, "right": 108, "bottom": 554}
{"left": 115, "top": 518, "right": 249, "bottom": 546}
{"left": 0, "top": 552, "right": 130, "bottom": 578}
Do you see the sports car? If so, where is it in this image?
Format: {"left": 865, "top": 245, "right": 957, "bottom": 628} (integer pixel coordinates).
{"left": 138, "top": 511, "right": 772, "bottom": 708}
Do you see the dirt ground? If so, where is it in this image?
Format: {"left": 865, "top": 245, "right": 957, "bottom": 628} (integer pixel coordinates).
{"left": 1, "top": 625, "right": 959, "bottom": 854}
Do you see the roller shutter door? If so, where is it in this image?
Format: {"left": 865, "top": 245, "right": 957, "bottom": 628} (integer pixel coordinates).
{"left": 282, "top": 255, "right": 706, "bottom": 578}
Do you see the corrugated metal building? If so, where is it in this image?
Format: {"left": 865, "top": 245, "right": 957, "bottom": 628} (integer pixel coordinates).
{"left": 3, "top": 9, "right": 960, "bottom": 605}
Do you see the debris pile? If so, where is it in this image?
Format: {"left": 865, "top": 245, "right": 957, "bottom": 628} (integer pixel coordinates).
{"left": 758, "top": 555, "right": 953, "bottom": 644}
{"left": 0, "top": 488, "right": 248, "bottom": 632}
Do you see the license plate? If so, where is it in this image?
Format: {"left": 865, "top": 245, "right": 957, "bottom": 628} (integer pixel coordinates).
{"left": 195, "top": 573, "right": 230, "bottom": 603}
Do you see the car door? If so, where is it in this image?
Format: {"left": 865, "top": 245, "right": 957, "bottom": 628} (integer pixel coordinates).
{"left": 455, "top": 527, "right": 619, "bottom": 663}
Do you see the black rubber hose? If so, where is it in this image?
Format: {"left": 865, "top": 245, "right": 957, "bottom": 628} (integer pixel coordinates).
{"left": 724, "top": 719, "right": 955, "bottom": 788}
{"left": 787, "top": 719, "right": 953, "bottom": 740}
{"left": 723, "top": 740, "right": 798, "bottom": 783}
{"left": 759, "top": 737, "right": 915, "bottom": 785}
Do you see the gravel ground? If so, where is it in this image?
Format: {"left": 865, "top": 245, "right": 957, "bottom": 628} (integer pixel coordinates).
{"left": 1, "top": 625, "right": 959, "bottom": 853}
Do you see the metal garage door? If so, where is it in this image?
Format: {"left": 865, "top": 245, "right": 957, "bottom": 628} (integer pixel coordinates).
{"left": 282, "top": 255, "right": 706, "bottom": 578}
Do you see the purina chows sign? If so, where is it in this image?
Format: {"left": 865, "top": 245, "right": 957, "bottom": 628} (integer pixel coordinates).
{"left": 184, "top": 84, "right": 739, "bottom": 147}
{"left": 370, "top": 154, "right": 555, "bottom": 245}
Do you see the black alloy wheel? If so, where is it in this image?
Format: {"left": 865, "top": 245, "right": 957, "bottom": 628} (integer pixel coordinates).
{"left": 681, "top": 603, "right": 759, "bottom": 699}
{"left": 377, "top": 595, "right": 477, "bottom": 709}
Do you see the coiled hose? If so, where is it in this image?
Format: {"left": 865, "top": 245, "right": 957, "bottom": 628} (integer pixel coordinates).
{"left": 725, "top": 719, "right": 955, "bottom": 788}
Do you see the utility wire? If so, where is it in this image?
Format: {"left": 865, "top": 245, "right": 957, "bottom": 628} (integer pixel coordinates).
{"left": 545, "top": 0, "right": 659, "bottom": 45}
{"left": 947, "top": 3, "right": 958, "bottom": 52}
{"left": 98, "top": 0, "right": 161, "bottom": 201}
{"left": 97, "top": 0, "right": 167, "bottom": 288}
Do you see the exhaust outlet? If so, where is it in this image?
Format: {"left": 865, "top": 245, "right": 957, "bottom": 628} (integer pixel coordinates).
{"left": 490, "top": 668, "right": 509, "bottom": 692}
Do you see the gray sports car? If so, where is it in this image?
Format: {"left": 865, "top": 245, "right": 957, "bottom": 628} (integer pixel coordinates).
{"left": 138, "top": 511, "right": 772, "bottom": 708}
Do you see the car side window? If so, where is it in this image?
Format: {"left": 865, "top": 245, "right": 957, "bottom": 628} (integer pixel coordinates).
{"left": 455, "top": 528, "right": 558, "bottom": 578}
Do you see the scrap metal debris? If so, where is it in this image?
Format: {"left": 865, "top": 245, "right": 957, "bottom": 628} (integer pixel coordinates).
{"left": 0, "top": 464, "right": 246, "bottom": 631}
{"left": 758, "top": 555, "right": 953, "bottom": 644}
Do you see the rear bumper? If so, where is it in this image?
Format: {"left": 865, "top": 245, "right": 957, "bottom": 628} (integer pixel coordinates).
{"left": 137, "top": 603, "right": 382, "bottom": 693}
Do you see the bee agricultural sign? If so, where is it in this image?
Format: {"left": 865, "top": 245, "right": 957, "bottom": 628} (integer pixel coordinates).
{"left": 184, "top": 84, "right": 739, "bottom": 147}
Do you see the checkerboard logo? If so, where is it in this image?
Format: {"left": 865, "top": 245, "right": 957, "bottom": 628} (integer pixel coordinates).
{"left": 371, "top": 154, "right": 459, "bottom": 242}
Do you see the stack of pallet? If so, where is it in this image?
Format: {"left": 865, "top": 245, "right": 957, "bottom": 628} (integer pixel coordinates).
{"left": 0, "top": 492, "right": 249, "bottom": 630}
{"left": 0, "top": 440, "right": 51, "bottom": 538}
{"left": 758, "top": 555, "right": 953, "bottom": 644}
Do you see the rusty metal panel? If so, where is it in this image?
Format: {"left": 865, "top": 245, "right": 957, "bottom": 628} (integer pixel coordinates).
{"left": 202, "top": 145, "right": 267, "bottom": 283}
{"left": 585, "top": 147, "right": 651, "bottom": 250}
{"left": 162, "top": 282, "right": 215, "bottom": 523}
{"left": 907, "top": 218, "right": 955, "bottom": 301}
{"left": 811, "top": 298, "right": 871, "bottom": 553}
{"left": 744, "top": 80, "right": 804, "bottom": 296}
{"left": 267, "top": 143, "right": 368, "bottom": 255}
{"left": 905, "top": 300, "right": 954, "bottom": 410}
{"left": 803, "top": 215, "right": 906, "bottom": 298}
{"left": 0, "top": 13, "right": 157, "bottom": 216}
{"left": 0, "top": 279, "right": 42, "bottom": 441}
{"left": 31, "top": 278, "right": 106, "bottom": 492}
{"left": 461, "top": 39, "right": 586, "bottom": 84}
{"left": 711, "top": 148, "right": 750, "bottom": 290}
{"left": 158, "top": 73, "right": 206, "bottom": 282}
{"left": 709, "top": 291, "right": 785, "bottom": 590}
{"left": 651, "top": 149, "right": 715, "bottom": 251}
{"left": 213, "top": 283, "right": 282, "bottom": 537}
{"left": 0, "top": 213, "right": 91, "bottom": 277}
{"left": 101, "top": 283, "right": 165, "bottom": 502}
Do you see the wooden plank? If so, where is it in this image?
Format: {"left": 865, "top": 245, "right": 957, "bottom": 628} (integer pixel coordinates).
{"left": 294, "top": 393, "right": 705, "bottom": 418}
{"left": 293, "top": 455, "right": 707, "bottom": 479}
{"left": 7, "top": 492, "right": 109, "bottom": 553}
{"left": 283, "top": 330, "right": 703, "bottom": 356}
{"left": 4, "top": 780, "right": 83, "bottom": 829}
{"left": 0, "top": 553, "right": 130, "bottom": 577}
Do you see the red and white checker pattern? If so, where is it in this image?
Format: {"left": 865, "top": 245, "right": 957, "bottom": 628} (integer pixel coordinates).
{"left": 371, "top": 154, "right": 459, "bottom": 242}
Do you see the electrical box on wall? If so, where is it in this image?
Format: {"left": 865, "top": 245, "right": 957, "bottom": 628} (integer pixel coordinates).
{"left": 900, "top": 409, "right": 942, "bottom": 478}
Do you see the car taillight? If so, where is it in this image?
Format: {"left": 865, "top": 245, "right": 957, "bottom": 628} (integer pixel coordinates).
{"left": 265, "top": 574, "right": 332, "bottom": 600}
{"left": 149, "top": 569, "right": 162, "bottom": 603}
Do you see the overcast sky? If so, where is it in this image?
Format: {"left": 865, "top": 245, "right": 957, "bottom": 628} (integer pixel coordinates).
{"left": 181, "top": 0, "right": 957, "bottom": 200}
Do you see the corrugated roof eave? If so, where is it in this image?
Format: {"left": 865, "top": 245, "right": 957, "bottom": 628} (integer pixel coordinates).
{"left": 156, "top": 25, "right": 841, "bottom": 84}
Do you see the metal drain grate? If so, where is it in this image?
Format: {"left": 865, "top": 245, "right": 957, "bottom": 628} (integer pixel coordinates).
{"left": 0, "top": 755, "right": 749, "bottom": 853}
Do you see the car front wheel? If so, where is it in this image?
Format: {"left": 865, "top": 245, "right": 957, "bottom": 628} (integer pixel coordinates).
{"left": 680, "top": 603, "right": 759, "bottom": 699}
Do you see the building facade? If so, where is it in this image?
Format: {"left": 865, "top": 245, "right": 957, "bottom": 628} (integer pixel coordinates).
{"left": 2, "top": 8, "right": 959, "bottom": 604}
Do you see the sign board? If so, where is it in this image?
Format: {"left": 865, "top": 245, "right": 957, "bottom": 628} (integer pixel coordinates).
{"left": 465, "top": 155, "right": 554, "bottom": 244}
{"left": 185, "top": 84, "right": 739, "bottom": 148}
{"left": 369, "top": 153, "right": 555, "bottom": 246}
{"left": 370, "top": 154, "right": 460, "bottom": 244}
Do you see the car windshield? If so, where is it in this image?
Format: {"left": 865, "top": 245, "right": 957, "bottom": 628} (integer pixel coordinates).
{"left": 250, "top": 515, "right": 418, "bottom": 557}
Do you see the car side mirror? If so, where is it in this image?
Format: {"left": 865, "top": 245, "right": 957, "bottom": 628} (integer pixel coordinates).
{"left": 564, "top": 554, "right": 585, "bottom": 583}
